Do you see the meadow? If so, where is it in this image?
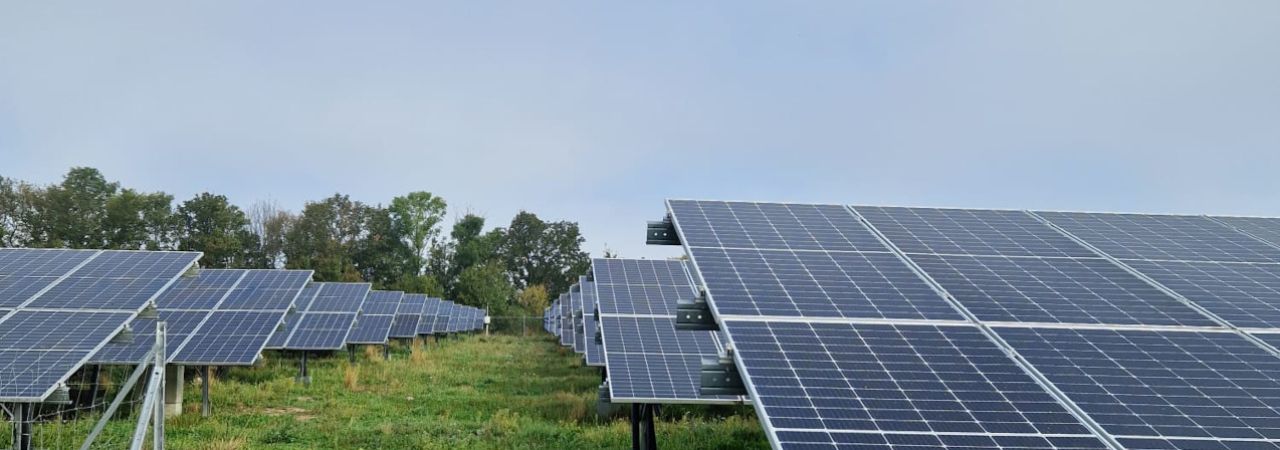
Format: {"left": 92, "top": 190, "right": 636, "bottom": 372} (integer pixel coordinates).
{"left": 4, "top": 334, "right": 766, "bottom": 449}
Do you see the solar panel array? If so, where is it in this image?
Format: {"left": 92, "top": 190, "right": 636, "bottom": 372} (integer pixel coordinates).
{"left": 266, "top": 282, "right": 371, "bottom": 351}
{"left": 0, "top": 249, "right": 201, "bottom": 402}
{"left": 390, "top": 293, "right": 428, "bottom": 339}
{"left": 92, "top": 268, "right": 311, "bottom": 366}
{"left": 347, "top": 290, "right": 403, "bottom": 345}
{"left": 547, "top": 258, "right": 743, "bottom": 404}
{"left": 664, "top": 200, "right": 1280, "bottom": 450}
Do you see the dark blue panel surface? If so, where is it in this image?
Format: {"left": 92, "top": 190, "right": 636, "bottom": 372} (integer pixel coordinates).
{"left": 777, "top": 431, "right": 1108, "bottom": 450}
{"left": 217, "top": 269, "right": 310, "bottom": 310}
{"left": 154, "top": 270, "right": 244, "bottom": 309}
{"left": 0, "top": 311, "right": 133, "bottom": 351}
{"left": 308, "top": 282, "right": 371, "bottom": 313}
{"left": 286, "top": 313, "right": 357, "bottom": 350}
{"left": 669, "top": 200, "right": 887, "bottom": 251}
{"left": 912, "top": 254, "right": 1216, "bottom": 326}
{"left": 1037, "top": 211, "right": 1280, "bottom": 263}
{"left": 172, "top": 311, "right": 285, "bottom": 365}
{"left": 601, "top": 316, "right": 730, "bottom": 402}
{"left": 1125, "top": 259, "right": 1280, "bottom": 329}
{"left": 726, "top": 321, "right": 1097, "bottom": 436}
{"left": 29, "top": 250, "right": 200, "bottom": 310}
{"left": 362, "top": 291, "right": 403, "bottom": 315}
{"left": 999, "top": 327, "right": 1280, "bottom": 441}
{"left": 691, "top": 247, "right": 960, "bottom": 319}
{"left": 1213, "top": 216, "right": 1280, "bottom": 250}
{"left": 0, "top": 350, "right": 85, "bottom": 400}
{"left": 0, "top": 248, "right": 97, "bottom": 308}
{"left": 856, "top": 206, "right": 1096, "bottom": 258}
{"left": 347, "top": 315, "right": 395, "bottom": 344}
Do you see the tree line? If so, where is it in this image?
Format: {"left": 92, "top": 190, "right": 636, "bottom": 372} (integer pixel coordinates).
{"left": 0, "top": 167, "right": 589, "bottom": 315}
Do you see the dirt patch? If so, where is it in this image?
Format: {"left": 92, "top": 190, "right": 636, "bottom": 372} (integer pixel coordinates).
{"left": 262, "top": 406, "right": 316, "bottom": 421}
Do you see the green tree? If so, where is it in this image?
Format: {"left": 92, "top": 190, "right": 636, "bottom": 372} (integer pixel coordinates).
{"left": 389, "top": 191, "right": 447, "bottom": 275}
{"left": 352, "top": 205, "right": 416, "bottom": 288}
{"left": 177, "top": 192, "right": 251, "bottom": 268}
{"left": 455, "top": 261, "right": 515, "bottom": 314}
{"left": 0, "top": 177, "right": 17, "bottom": 247}
{"left": 516, "top": 284, "right": 550, "bottom": 315}
{"left": 283, "top": 194, "right": 365, "bottom": 281}
{"left": 432, "top": 214, "right": 503, "bottom": 298}
{"left": 495, "top": 211, "right": 590, "bottom": 295}
{"left": 39, "top": 167, "right": 119, "bottom": 248}
{"left": 105, "top": 189, "right": 176, "bottom": 250}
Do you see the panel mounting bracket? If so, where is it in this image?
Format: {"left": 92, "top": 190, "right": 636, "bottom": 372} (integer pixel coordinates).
{"left": 700, "top": 350, "right": 746, "bottom": 396}
{"left": 596, "top": 381, "right": 614, "bottom": 416}
{"left": 646, "top": 215, "right": 681, "bottom": 245}
{"left": 676, "top": 288, "right": 718, "bottom": 331}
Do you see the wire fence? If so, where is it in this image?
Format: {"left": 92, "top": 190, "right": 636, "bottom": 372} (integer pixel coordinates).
{"left": 2, "top": 363, "right": 159, "bottom": 449}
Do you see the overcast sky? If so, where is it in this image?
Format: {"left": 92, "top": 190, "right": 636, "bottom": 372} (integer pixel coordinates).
{"left": 2, "top": 2, "right": 1278, "bottom": 259}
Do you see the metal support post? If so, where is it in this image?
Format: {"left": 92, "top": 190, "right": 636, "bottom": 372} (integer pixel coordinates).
{"left": 642, "top": 404, "right": 657, "bottom": 450}
{"left": 298, "top": 353, "right": 310, "bottom": 385}
{"left": 154, "top": 323, "right": 166, "bottom": 449}
{"left": 12, "top": 402, "right": 33, "bottom": 450}
{"left": 383, "top": 344, "right": 390, "bottom": 360}
{"left": 201, "top": 366, "right": 212, "bottom": 417}
{"left": 348, "top": 345, "right": 356, "bottom": 363}
{"left": 630, "top": 404, "right": 641, "bottom": 450}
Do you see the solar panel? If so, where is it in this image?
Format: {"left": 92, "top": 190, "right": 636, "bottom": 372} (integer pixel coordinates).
{"left": 666, "top": 201, "right": 1131, "bottom": 448}
{"left": 668, "top": 200, "right": 887, "bottom": 252}
{"left": 390, "top": 294, "right": 427, "bottom": 339}
{"left": 593, "top": 257, "right": 741, "bottom": 404}
{"left": 1120, "top": 259, "right": 1280, "bottom": 329}
{"left": 274, "top": 282, "right": 370, "bottom": 350}
{"left": 416, "top": 297, "right": 440, "bottom": 335}
{"left": 855, "top": 206, "right": 1096, "bottom": 258}
{"left": 571, "top": 285, "right": 586, "bottom": 354}
{"left": 1212, "top": 216, "right": 1280, "bottom": 250}
{"left": 910, "top": 253, "right": 1216, "bottom": 327}
{"left": 431, "top": 301, "right": 454, "bottom": 334}
{"left": 582, "top": 280, "right": 604, "bottom": 367}
{"left": 171, "top": 311, "right": 286, "bottom": 365}
{"left": 727, "top": 320, "right": 1110, "bottom": 445}
{"left": 346, "top": 291, "right": 402, "bottom": 344}
{"left": 1035, "top": 211, "right": 1280, "bottom": 263}
{"left": 559, "top": 294, "right": 574, "bottom": 346}
{"left": 92, "top": 269, "right": 311, "bottom": 366}
{"left": 347, "top": 315, "right": 396, "bottom": 344}
{"left": 0, "top": 249, "right": 201, "bottom": 402}
{"left": 998, "top": 327, "right": 1280, "bottom": 444}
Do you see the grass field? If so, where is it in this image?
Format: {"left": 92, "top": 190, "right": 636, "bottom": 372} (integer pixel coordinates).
{"left": 4, "top": 334, "right": 767, "bottom": 449}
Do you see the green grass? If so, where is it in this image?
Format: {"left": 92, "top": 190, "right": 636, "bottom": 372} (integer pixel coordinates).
{"left": 3, "top": 334, "right": 767, "bottom": 449}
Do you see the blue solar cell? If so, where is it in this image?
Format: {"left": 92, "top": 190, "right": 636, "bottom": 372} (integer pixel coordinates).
{"left": 362, "top": 291, "right": 403, "bottom": 315}
{"left": 911, "top": 253, "right": 1216, "bottom": 326}
{"left": 855, "top": 206, "right": 1096, "bottom": 258}
{"left": 0, "top": 311, "right": 133, "bottom": 351}
{"left": 89, "top": 310, "right": 211, "bottom": 364}
{"left": 592, "top": 258, "right": 692, "bottom": 288}
{"left": 0, "top": 350, "right": 85, "bottom": 400}
{"left": 390, "top": 294, "right": 427, "bottom": 338}
{"left": 154, "top": 270, "right": 244, "bottom": 309}
{"left": 1037, "top": 211, "right": 1280, "bottom": 263}
{"left": 726, "top": 321, "right": 1101, "bottom": 439}
{"left": 285, "top": 313, "right": 357, "bottom": 350}
{"left": 998, "top": 327, "right": 1280, "bottom": 442}
{"left": 691, "top": 246, "right": 961, "bottom": 320}
{"left": 1213, "top": 216, "right": 1280, "bottom": 250}
{"left": 347, "top": 315, "right": 395, "bottom": 344}
{"left": 172, "top": 311, "right": 285, "bottom": 365}
{"left": 777, "top": 431, "right": 1108, "bottom": 450}
{"left": 0, "top": 249, "right": 97, "bottom": 308}
{"left": 1124, "top": 259, "right": 1280, "bottom": 329}
{"left": 669, "top": 200, "right": 888, "bottom": 252}
{"left": 216, "top": 270, "right": 311, "bottom": 310}
{"left": 307, "top": 282, "right": 371, "bottom": 313}
{"left": 416, "top": 297, "right": 440, "bottom": 335}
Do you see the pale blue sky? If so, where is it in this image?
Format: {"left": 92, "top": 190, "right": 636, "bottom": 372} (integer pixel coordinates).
{"left": 2, "top": 2, "right": 1278, "bottom": 258}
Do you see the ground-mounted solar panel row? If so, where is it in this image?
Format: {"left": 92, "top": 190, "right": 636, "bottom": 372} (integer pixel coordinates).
{"left": 0, "top": 248, "right": 486, "bottom": 414}
{"left": 657, "top": 200, "right": 1280, "bottom": 450}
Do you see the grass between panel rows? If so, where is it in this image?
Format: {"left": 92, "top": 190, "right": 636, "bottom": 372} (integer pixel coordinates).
{"left": 4, "top": 334, "right": 767, "bottom": 449}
